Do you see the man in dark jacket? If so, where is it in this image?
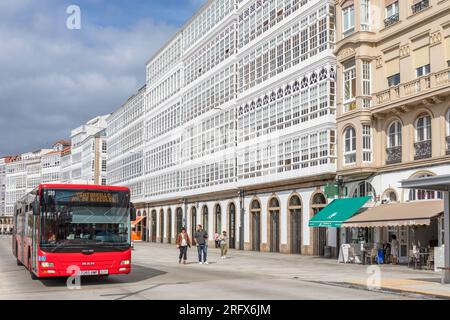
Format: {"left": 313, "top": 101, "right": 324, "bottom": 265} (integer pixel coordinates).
{"left": 194, "top": 225, "right": 209, "bottom": 264}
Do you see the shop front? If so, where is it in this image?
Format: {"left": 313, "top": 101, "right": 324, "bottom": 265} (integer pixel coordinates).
{"left": 400, "top": 174, "right": 450, "bottom": 283}
{"left": 342, "top": 201, "right": 443, "bottom": 266}
{"left": 308, "top": 196, "right": 371, "bottom": 258}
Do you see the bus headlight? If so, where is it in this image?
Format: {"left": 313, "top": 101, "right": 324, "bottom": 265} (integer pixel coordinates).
{"left": 120, "top": 260, "right": 130, "bottom": 265}
{"left": 41, "top": 262, "right": 54, "bottom": 268}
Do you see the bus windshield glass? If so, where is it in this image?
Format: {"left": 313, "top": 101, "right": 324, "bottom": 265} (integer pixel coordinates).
{"left": 40, "top": 189, "right": 130, "bottom": 249}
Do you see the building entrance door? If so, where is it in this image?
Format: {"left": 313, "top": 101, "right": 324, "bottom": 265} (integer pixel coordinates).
{"left": 311, "top": 193, "right": 327, "bottom": 256}
{"left": 252, "top": 213, "right": 261, "bottom": 252}
{"left": 268, "top": 197, "right": 280, "bottom": 253}
{"left": 159, "top": 210, "right": 164, "bottom": 243}
{"left": 289, "top": 195, "right": 302, "bottom": 254}
{"left": 167, "top": 209, "right": 172, "bottom": 244}
{"left": 151, "top": 210, "right": 157, "bottom": 242}
{"left": 176, "top": 208, "right": 183, "bottom": 234}
{"left": 229, "top": 203, "right": 236, "bottom": 249}
{"left": 270, "top": 211, "right": 280, "bottom": 252}
{"left": 191, "top": 207, "right": 197, "bottom": 240}
{"left": 250, "top": 199, "right": 261, "bottom": 252}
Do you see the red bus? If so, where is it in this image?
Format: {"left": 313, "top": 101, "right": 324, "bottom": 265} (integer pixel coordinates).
{"left": 12, "top": 184, "right": 136, "bottom": 279}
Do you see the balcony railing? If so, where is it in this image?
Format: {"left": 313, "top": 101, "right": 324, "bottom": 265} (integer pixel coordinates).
{"left": 384, "top": 13, "right": 399, "bottom": 28}
{"left": 412, "top": 0, "right": 429, "bottom": 15}
{"left": 414, "top": 140, "right": 432, "bottom": 160}
{"left": 386, "top": 146, "right": 402, "bottom": 165}
{"left": 374, "top": 68, "right": 450, "bottom": 107}
{"left": 446, "top": 136, "right": 450, "bottom": 155}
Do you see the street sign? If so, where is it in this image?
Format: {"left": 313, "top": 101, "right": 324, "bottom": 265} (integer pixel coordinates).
{"left": 324, "top": 183, "right": 348, "bottom": 198}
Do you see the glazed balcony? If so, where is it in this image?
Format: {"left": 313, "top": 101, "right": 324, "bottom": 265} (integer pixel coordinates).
{"left": 414, "top": 140, "right": 432, "bottom": 160}
{"left": 373, "top": 68, "right": 450, "bottom": 111}
{"left": 386, "top": 146, "right": 402, "bottom": 165}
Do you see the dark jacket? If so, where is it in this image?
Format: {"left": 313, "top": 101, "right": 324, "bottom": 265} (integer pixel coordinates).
{"left": 193, "top": 230, "right": 208, "bottom": 246}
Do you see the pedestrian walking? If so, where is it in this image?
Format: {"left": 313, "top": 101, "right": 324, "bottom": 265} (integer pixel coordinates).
{"left": 390, "top": 235, "right": 399, "bottom": 265}
{"left": 194, "top": 225, "right": 209, "bottom": 265}
{"left": 176, "top": 227, "right": 191, "bottom": 264}
{"left": 220, "top": 231, "right": 229, "bottom": 259}
{"left": 214, "top": 232, "right": 220, "bottom": 248}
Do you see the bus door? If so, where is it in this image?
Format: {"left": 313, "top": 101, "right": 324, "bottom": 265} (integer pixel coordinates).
{"left": 31, "top": 214, "right": 38, "bottom": 272}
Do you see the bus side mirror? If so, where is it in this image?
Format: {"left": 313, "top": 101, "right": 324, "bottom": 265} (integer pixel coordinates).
{"left": 130, "top": 206, "right": 136, "bottom": 221}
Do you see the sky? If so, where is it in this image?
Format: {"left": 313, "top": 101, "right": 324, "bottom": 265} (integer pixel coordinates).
{"left": 0, "top": 0, "right": 206, "bottom": 156}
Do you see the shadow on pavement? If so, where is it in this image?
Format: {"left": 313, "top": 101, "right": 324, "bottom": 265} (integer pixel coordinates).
{"left": 39, "top": 264, "right": 166, "bottom": 287}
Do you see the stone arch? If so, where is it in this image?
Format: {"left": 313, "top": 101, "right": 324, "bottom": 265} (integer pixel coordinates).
{"left": 310, "top": 190, "right": 328, "bottom": 256}
{"left": 267, "top": 195, "right": 281, "bottom": 253}
{"left": 287, "top": 192, "right": 303, "bottom": 254}
{"left": 249, "top": 197, "right": 262, "bottom": 252}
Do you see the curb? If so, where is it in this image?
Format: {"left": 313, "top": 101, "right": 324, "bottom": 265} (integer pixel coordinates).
{"left": 304, "top": 280, "right": 450, "bottom": 300}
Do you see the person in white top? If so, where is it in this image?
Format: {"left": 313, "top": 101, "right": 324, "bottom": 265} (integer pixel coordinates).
{"left": 176, "top": 227, "right": 191, "bottom": 264}
{"left": 391, "top": 235, "right": 399, "bottom": 265}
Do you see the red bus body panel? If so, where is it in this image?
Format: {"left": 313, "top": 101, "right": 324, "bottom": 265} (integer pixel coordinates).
{"left": 35, "top": 248, "right": 132, "bottom": 278}
{"left": 14, "top": 184, "right": 132, "bottom": 279}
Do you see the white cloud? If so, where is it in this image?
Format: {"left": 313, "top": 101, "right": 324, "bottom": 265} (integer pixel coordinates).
{"left": 0, "top": 1, "right": 177, "bottom": 155}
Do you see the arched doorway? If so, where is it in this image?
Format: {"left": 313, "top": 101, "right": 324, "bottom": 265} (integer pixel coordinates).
{"left": 190, "top": 207, "right": 197, "bottom": 238}
{"left": 311, "top": 193, "right": 327, "bottom": 256}
{"left": 142, "top": 211, "right": 147, "bottom": 242}
{"left": 228, "top": 203, "right": 236, "bottom": 249}
{"left": 167, "top": 208, "right": 172, "bottom": 244}
{"left": 289, "top": 195, "right": 302, "bottom": 254}
{"left": 215, "top": 204, "right": 222, "bottom": 234}
{"left": 159, "top": 209, "right": 164, "bottom": 243}
{"left": 268, "top": 197, "right": 280, "bottom": 253}
{"left": 151, "top": 210, "right": 157, "bottom": 242}
{"left": 202, "top": 205, "right": 209, "bottom": 233}
{"left": 250, "top": 199, "right": 261, "bottom": 252}
{"left": 176, "top": 207, "right": 183, "bottom": 235}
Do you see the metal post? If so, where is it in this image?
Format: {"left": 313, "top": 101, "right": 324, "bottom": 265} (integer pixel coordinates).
{"left": 239, "top": 189, "right": 245, "bottom": 251}
{"left": 183, "top": 198, "right": 188, "bottom": 229}
{"left": 444, "top": 192, "right": 450, "bottom": 284}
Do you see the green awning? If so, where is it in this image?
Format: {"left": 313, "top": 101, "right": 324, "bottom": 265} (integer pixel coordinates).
{"left": 308, "top": 197, "right": 371, "bottom": 228}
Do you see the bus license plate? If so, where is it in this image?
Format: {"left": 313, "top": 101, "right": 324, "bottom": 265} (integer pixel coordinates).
{"left": 79, "top": 270, "right": 99, "bottom": 276}
{"left": 99, "top": 270, "right": 109, "bottom": 275}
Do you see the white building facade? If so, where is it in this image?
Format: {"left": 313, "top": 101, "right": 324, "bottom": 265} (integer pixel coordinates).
{"left": 108, "top": 0, "right": 337, "bottom": 255}
{"left": 62, "top": 115, "right": 109, "bottom": 186}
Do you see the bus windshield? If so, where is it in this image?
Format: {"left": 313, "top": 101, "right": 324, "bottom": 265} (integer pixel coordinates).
{"left": 40, "top": 189, "right": 131, "bottom": 250}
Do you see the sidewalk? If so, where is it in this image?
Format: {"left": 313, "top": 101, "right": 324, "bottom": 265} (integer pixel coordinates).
{"left": 134, "top": 242, "right": 450, "bottom": 299}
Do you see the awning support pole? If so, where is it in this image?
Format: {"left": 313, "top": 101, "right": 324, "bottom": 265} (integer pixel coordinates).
{"left": 443, "top": 192, "right": 450, "bottom": 284}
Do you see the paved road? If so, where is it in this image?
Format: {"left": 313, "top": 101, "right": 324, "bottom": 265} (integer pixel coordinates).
{"left": 0, "top": 236, "right": 417, "bottom": 300}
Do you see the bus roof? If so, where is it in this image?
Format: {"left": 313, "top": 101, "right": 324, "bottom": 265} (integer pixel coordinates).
{"left": 39, "top": 184, "right": 130, "bottom": 192}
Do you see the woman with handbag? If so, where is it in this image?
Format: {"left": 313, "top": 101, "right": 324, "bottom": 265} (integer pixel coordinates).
{"left": 176, "top": 227, "right": 191, "bottom": 265}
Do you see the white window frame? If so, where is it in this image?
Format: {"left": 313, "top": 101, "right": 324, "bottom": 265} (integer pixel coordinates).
{"left": 387, "top": 121, "right": 402, "bottom": 148}
{"left": 361, "top": 0, "right": 371, "bottom": 31}
{"left": 342, "top": 5, "right": 355, "bottom": 36}
{"left": 344, "top": 127, "right": 357, "bottom": 165}
{"left": 343, "top": 60, "right": 356, "bottom": 112}
{"left": 362, "top": 125, "right": 372, "bottom": 163}
{"left": 416, "top": 64, "right": 431, "bottom": 78}
{"left": 386, "top": 1, "right": 399, "bottom": 18}
{"left": 415, "top": 114, "right": 432, "bottom": 142}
